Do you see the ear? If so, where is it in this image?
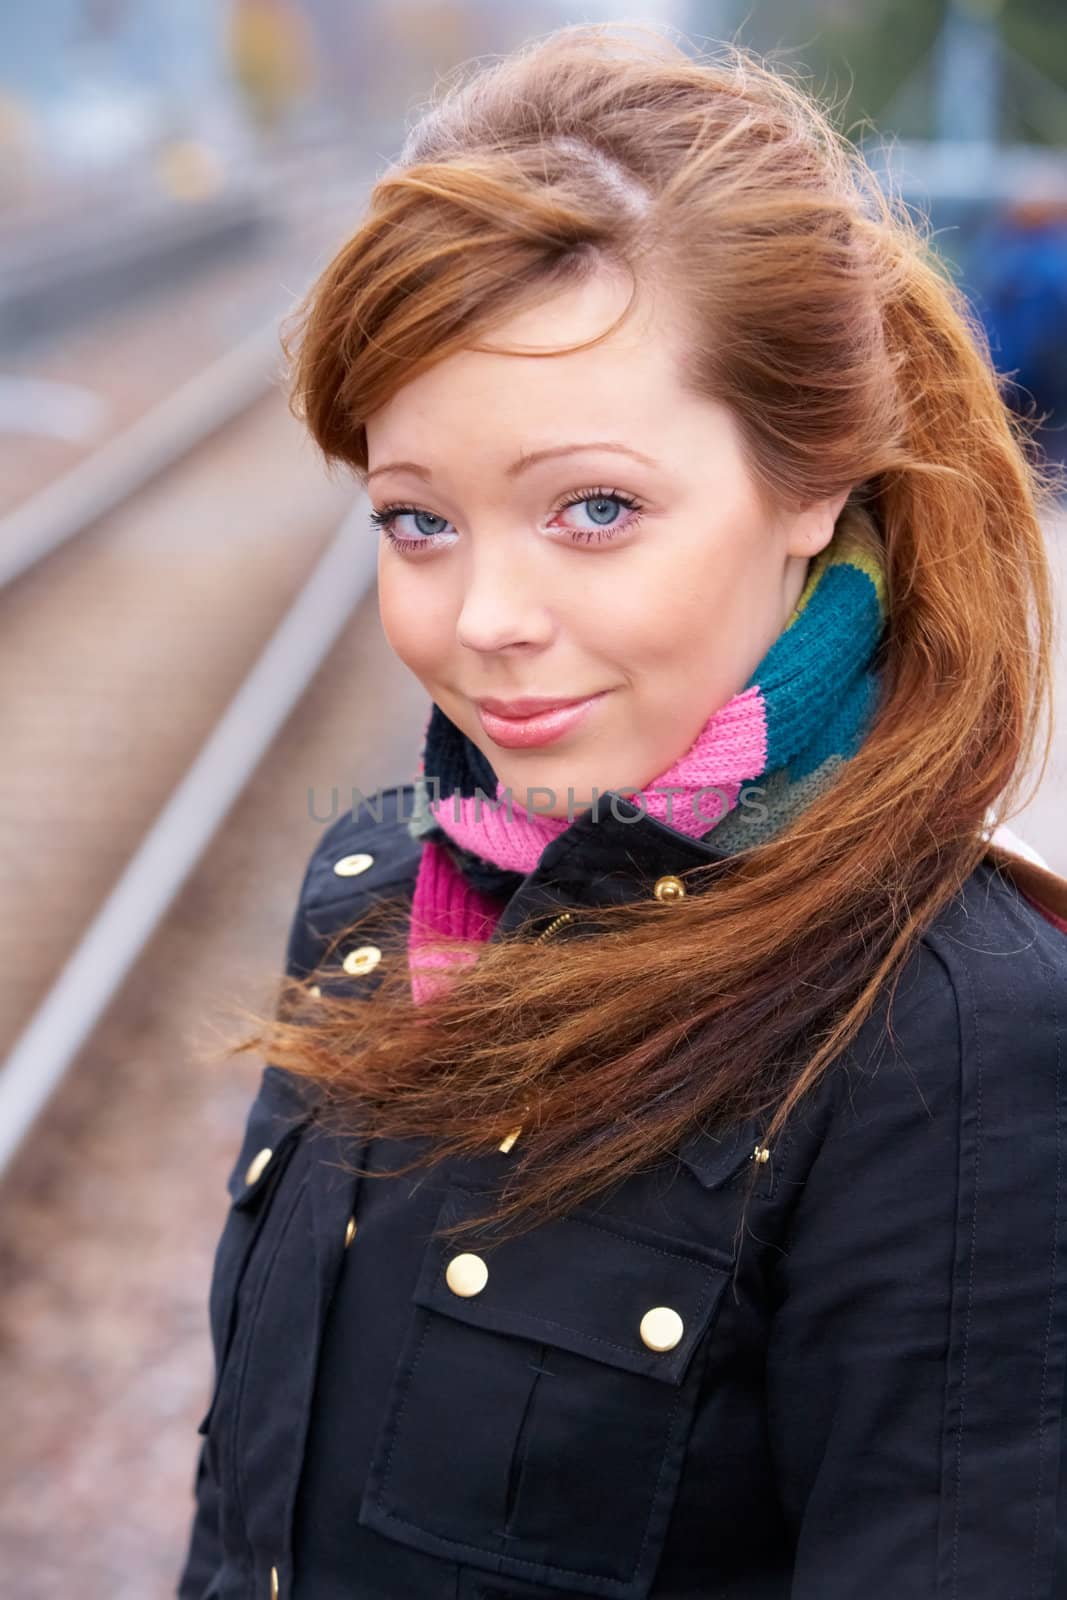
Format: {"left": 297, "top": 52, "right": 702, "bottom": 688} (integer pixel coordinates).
{"left": 785, "top": 486, "right": 852, "bottom": 558}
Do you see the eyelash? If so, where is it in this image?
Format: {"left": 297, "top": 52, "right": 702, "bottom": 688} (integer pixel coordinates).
{"left": 367, "top": 486, "right": 645, "bottom": 552}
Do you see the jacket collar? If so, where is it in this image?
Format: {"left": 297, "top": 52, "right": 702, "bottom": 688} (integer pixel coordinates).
{"left": 484, "top": 801, "right": 1067, "bottom": 941}
{"left": 336, "top": 786, "right": 1067, "bottom": 939}
{"left": 489, "top": 792, "right": 740, "bottom": 940}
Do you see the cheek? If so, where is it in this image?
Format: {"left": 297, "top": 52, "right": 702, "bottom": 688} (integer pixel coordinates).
{"left": 654, "top": 536, "right": 777, "bottom": 653}
{"left": 607, "top": 545, "right": 776, "bottom": 710}
{"left": 589, "top": 583, "right": 706, "bottom": 674}
{"left": 376, "top": 565, "right": 408, "bottom": 662}
{"left": 377, "top": 564, "right": 450, "bottom": 676}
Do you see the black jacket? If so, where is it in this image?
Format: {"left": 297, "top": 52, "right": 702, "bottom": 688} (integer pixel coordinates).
{"left": 177, "top": 784, "right": 1067, "bottom": 1600}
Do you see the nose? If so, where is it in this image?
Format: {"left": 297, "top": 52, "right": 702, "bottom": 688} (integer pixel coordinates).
{"left": 454, "top": 539, "right": 554, "bottom": 655}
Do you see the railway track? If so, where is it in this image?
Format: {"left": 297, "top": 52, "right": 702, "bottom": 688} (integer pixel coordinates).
{"left": 0, "top": 148, "right": 385, "bottom": 1167}
{"left": 0, "top": 270, "right": 428, "bottom": 1596}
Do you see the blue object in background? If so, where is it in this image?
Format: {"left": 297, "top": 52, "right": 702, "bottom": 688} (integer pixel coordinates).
{"left": 968, "top": 200, "right": 1067, "bottom": 461}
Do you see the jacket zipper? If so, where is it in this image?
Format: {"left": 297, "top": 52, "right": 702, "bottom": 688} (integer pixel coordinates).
{"left": 535, "top": 910, "right": 574, "bottom": 942}
{"left": 499, "top": 911, "right": 576, "bottom": 1153}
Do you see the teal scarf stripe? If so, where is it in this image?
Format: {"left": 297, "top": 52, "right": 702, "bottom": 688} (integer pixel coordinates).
{"left": 750, "top": 558, "right": 887, "bottom": 778}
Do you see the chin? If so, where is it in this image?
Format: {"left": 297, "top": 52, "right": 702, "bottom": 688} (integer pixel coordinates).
{"left": 487, "top": 761, "right": 563, "bottom": 818}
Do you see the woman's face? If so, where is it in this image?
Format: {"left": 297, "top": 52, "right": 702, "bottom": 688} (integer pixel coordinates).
{"left": 366, "top": 265, "right": 847, "bottom": 818}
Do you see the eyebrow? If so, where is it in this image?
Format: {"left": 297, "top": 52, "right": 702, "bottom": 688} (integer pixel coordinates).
{"left": 366, "top": 441, "right": 661, "bottom": 484}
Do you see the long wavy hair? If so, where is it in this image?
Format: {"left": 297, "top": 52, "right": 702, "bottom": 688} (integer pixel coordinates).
{"left": 236, "top": 24, "right": 1061, "bottom": 1249}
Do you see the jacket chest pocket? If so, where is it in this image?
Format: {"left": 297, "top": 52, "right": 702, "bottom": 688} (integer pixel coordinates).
{"left": 197, "top": 1066, "right": 314, "bottom": 1441}
{"left": 359, "top": 1181, "right": 735, "bottom": 1600}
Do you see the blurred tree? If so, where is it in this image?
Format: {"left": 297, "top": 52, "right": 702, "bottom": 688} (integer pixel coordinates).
{"left": 688, "top": 0, "right": 1067, "bottom": 143}
{"left": 685, "top": 0, "right": 945, "bottom": 136}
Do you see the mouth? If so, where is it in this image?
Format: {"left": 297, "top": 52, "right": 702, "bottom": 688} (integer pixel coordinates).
{"left": 474, "top": 691, "right": 610, "bottom": 750}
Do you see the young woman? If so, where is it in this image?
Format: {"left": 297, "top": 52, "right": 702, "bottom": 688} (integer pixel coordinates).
{"left": 177, "top": 25, "right": 1067, "bottom": 1600}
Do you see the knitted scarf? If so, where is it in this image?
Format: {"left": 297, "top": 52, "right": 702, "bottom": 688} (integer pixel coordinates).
{"left": 405, "top": 521, "right": 888, "bottom": 1002}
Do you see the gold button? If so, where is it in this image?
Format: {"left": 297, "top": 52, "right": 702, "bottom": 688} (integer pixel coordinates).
{"left": 753, "top": 1144, "right": 771, "bottom": 1164}
{"left": 639, "top": 1306, "right": 684, "bottom": 1352}
{"left": 445, "top": 1252, "right": 489, "bottom": 1297}
{"left": 343, "top": 944, "right": 382, "bottom": 976}
{"left": 245, "top": 1147, "right": 272, "bottom": 1186}
{"left": 498, "top": 1125, "right": 522, "bottom": 1154}
{"left": 333, "top": 852, "right": 374, "bottom": 877}
{"left": 270, "top": 1566, "right": 279, "bottom": 1600}
{"left": 308, "top": 983, "right": 321, "bottom": 998}
{"left": 344, "top": 1215, "right": 357, "bottom": 1248}
{"left": 653, "top": 875, "right": 686, "bottom": 902}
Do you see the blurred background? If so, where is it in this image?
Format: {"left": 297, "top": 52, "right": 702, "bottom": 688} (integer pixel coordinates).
{"left": 0, "top": 3, "right": 1064, "bottom": 1595}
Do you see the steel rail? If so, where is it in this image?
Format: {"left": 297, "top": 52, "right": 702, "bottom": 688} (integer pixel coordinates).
{"left": 0, "top": 319, "right": 283, "bottom": 588}
{"left": 0, "top": 499, "right": 375, "bottom": 1178}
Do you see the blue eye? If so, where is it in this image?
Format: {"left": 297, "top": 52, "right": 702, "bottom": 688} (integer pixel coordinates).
{"left": 551, "top": 487, "right": 645, "bottom": 544}
{"left": 368, "top": 504, "right": 455, "bottom": 549}
{"left": 409, "top": 511, "right": 448, "bottom": 537}
{"left": 586, "top": 496, "right": 623, "bottom": 524}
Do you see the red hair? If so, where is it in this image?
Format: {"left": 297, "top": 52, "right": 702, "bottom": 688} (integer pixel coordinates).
{"left": 224, "top": 24, "right": 1062, "bottom": 1248}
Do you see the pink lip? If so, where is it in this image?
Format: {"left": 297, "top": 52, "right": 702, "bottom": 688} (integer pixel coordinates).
{"left": 475, "top": 691, "right": 609, "bottom": 749}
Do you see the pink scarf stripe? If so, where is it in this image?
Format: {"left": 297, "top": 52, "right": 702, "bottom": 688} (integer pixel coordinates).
{"left": 408, "top": 839, "right": 506, "bottom": 1005}
{"left": 625, "top": 685, "right": 766, "bottom": 838}
{"left": 427, "top": 685, "right": 768, "bottom": 873}
{"left": 427, "top": 791, "right": 569, "bottom": 871}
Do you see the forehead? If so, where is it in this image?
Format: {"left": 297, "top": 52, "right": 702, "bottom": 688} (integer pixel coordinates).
{"left": 364, "top": 267, "right": 685, "bottom": 452}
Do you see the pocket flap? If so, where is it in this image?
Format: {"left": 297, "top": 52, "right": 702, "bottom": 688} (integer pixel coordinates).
{"left": 413, "top": 1183, "right": 733, "bottom": 1387}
